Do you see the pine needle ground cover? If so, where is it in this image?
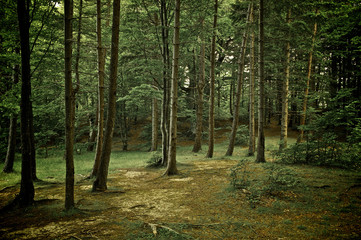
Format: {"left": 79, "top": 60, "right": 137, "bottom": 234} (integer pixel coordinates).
{"left": 1, "top": 140, "right": 360, "bottom": 239}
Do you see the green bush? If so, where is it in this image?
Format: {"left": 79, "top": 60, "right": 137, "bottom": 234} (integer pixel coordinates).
{"left": 235, "top": 125, "right": 249, "bottom": 146}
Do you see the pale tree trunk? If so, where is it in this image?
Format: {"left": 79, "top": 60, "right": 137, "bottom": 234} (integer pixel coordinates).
{"left": 91, "top": 0, "right": 106, "bottom": 178}
{"left": 248, "top": 2, "right": 256, "bottom": 156}
{"left": 92, "top": 0, "right": 121, "bottom": 191}
{"left": 206, "top": 0, "right": 218, "bottom": 159}
{"left": 298, "top": 11, "right": 318, "bottom": 143}
{"left": 279, "top": 8, "right": 291, "bottom": 151}
{"left": 226, "top": 3, "right": 252, "bottom": 156}
{"left": 192, "top": 18, "right": 206, "bottom": 153}
{"left": 151, "top": 92, "right": 159, "bottom": 152}
{"left": 64, "top": 0, "right": 75, "bottom": 210}
{"left": 256, "top": 0, "right": 265, "bottom": 163}
{"left": 160, "top": 0, "right": 170, "bottom": 166}
{"left": 164, "top": 0, "right": 180, "bottom": 176}
{"left": 3, "top": 60, "right": 20, "bottom": 173}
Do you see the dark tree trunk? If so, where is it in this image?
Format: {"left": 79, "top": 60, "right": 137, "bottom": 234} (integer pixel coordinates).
{"left": 92, "top": 0, "right": 121, "bottom": 191}
{"left": 16, "top": 0, "right": 34, "bottom": 207}
{"left": 256, "top": 0, "right": 265, "bottom": 163}
{"left": 64, "top": 0, "right": 75, "bottom": 210}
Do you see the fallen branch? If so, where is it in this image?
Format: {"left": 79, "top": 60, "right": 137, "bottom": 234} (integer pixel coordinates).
{"left": 146, "top": 223, "right": 181, "bottom": 236}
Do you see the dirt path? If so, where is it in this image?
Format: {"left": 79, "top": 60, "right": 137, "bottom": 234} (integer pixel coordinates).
{"left": 1, "top": 159, "right": 360, "bottom": 239}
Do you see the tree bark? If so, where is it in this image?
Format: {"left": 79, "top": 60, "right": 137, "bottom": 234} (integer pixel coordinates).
{"left": 248, "top": 2, "right": 256, "bottom": 156}
{"left": 151, "top": 93, "right": 159, "bottom": 152}
{"left": 160, "top": 0, "right": 170, "bottom": 166}
{"left": 92, "top": 0, "right": 121, "bottom": 191}
{"left": 206, "top": 0, "right": 218, "bottom": 159}
{"left": 16, "top": 0, "right": 34, "bottom": 207}
{"left": 64, "top": 0, "right": 75, "bottom": 210}
{"left": 298, "top": 10, "right": 318, "bottom": 143}
{"left": 91, "top": 0, "right": 106, "bottom": 178}
{"left": 164, "top": 0, "right": 180, "bottom": 176}
{"left": 256, "top": 0, "right": 265, "bottom": 163}
{"left": 226, "top": 3, "right": 252, "bottom": 156}
{"left": 3, "top": 59, "right": 20, "bottom": 173}
{"left": 192, "top": 18, "right": 206, "bottom": 153}
{"left": 279, "top": 8, "right": 291, "bottom": 151}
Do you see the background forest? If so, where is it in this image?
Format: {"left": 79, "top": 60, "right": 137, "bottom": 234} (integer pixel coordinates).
{"left": 1, "top": 0, "right": 361, "bottom": 214}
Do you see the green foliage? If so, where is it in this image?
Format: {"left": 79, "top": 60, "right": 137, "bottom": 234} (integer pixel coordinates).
{"left": 145, "top": 152, "right": 164, "bottom": 168}
{"left": 235, "top": 124, "right": 249, "bottom": 146}
{"left": 230, "top": 158, "right": 251, "bottom": 190}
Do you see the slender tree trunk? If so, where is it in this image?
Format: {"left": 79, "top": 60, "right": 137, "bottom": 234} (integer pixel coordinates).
{"left": 91, "top": 0, "right": 106, "bottom": 178}
{"left": 3, "top": 60, "right": 20, "bottom": 173}
{"left": 87, "top": 104, "right": 97, "bottom": 152}
{"left": 64, "top": 0, "right": 75, "bottom": 210}
{"left": 206, "top": 0, "right": 218, "bottom": 159}
{"left": 298, "top": 11, "right": 318, "bottom": 143}
{"left": 192, "top": 19, "right": 206, "bottom": 153}
{"left": 164, "top": 0, "right": 180, "bottom": 176}
{"left": 151, "top": 93, "right": 159, "bottom": 151}
{"left": 92, "top": 0, "right": 121, "bottom": 191}
{"left": 248, "top": 2, "right": 256, "bottom": 156}
{"left": 3, "top": 115, "right": 17, "bottom": 173}
{"left": 160, "top": 0, "right": 171, "bottom": 166}
{"left": 256, "top": 0, "right": 265, "bottom": 163}
{"left": 226, "top": 3, "right": 252, "bottom": 156}
{"left": 279, "top": 8, "right": 291, "bottom": 151}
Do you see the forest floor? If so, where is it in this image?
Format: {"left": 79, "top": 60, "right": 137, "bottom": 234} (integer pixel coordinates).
{"left": 0, "top": 122, "right": 361, "bottom": 239}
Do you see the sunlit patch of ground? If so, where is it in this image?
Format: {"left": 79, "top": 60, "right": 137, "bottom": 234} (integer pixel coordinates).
{"left": 1, "top": 157, "right": 361, "bottom": 239}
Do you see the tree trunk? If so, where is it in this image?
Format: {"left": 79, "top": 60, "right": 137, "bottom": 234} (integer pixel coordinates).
{"left": 16, "top": 0, "right": 34, "bottom": 207}
{"left": 256, "top": 0, "right": 265, "bottom": 163}
{"left": 151, "top": 93, "right": 159, "bottom": 152}
{"left": 279, "top": 8, "right": 291, "bottom": 151}
{"left": 92, "top": 0, "right": 121, "bottom": 191}
{"left": 164, "top": 0, "right": 180, "bottom": 176}
{"left": 64, "top": 0, "right": 75, "bottom": 210}
{"left": 160, "top": 0, "right": 170, "bottom": 166}
{"left": 298, "top": 11, "right": 318, "bottom": 143}
{"left": 3, "top": 115, "right": 17, "bottom": 173}
{"left": 192, "top": 18, "right": 206, "bottom": 153}
{"left": 91, "top": 0, "right": 106, "bottom": 178}
{"left": 3, "top": 60, "right": 20, "bottom": 173}
{"left": 206, "top": 0, "right": 218, "bottom": 159}
{"left": 248, "top": 2, "right": 256, "bottom": 156}
{"left": 226, "top": 3, "right": 252, "bottom": 156}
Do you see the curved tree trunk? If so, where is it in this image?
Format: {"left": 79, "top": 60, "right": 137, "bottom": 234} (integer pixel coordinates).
{"left": 164, "top": 0, "right": 180, "bottom": 176}
{"left": 206, "top": 0, "right": 218, "bottom": 159}
{"left": 92, "top": 0, "right": 121, "bottom": 191}
{"left": 226, "top": 3, "right": 252, "bottom": 156}
{"left": 256, "top": 0, "right": 265, "bottom": 163}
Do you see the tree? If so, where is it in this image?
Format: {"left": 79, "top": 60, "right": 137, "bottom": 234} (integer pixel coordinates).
{"left": 226, "top": 3, "right": 252, "bottom": 156}
{"left": 256, "top": 0, "right": 265, "bottom": 163}
{"left": 248, "top": 1, "right": 256, "bottom": 156}
{"left": 93, "top": 0, "right": 121, "bottom": 191}
{"left": 206, "top": 0, "right": 218, "bottom": 159}
{"left": 90, "top": 0, "right": 106, "bottom": 178}
{"left": 16, "top": 0, "right": 35, "bottom": 207}
{"left": 64, "top": 0, "right": 75, "bottom": 210}
{"left": 164, "top": 0, "right": 180, "bottom": 176}
{"left": 279, "top": 8, "right": 291, "bottom": 151}
{"left": 298, "top": 9, "right": 318, "bottom": 143}
{"left": 192, "top": 18, "right": 206, "bottom": 153}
